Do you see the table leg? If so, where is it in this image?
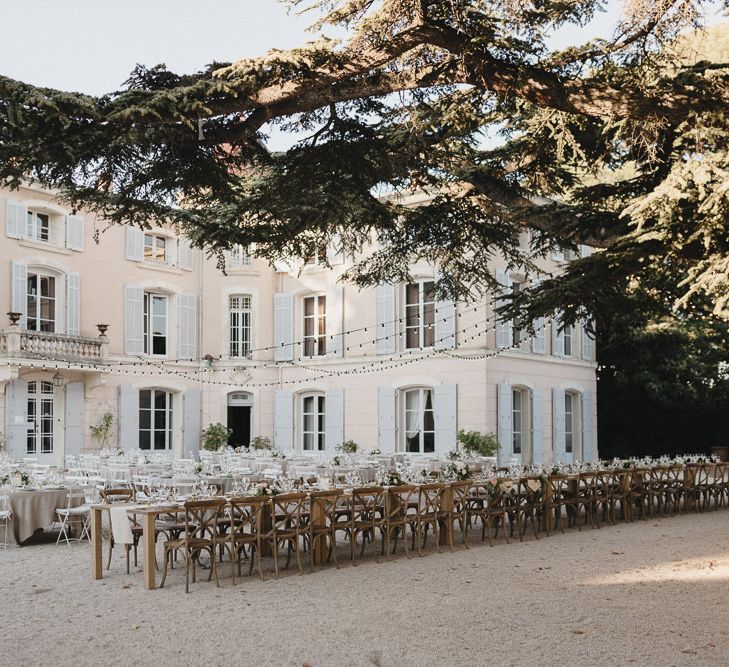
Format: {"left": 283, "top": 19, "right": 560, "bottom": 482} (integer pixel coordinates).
{"left": 310, "top": 498, "right": 325, "bottom": 566}
{"left": 143, "top": 513, "right": 157, "bottom": 590}
{"left": 439, "top": 486, "right": 453, "bottom": 545}
{"left": 91, "top": 507, "right": 103, "bottom": 580}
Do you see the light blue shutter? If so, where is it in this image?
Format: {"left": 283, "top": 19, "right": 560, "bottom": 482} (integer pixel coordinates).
{"left": 65, "top": 214, "right": 84, "bottom": 251}
{"left": 495, "top": 269, "right": 512, "bottom": 349}
{"left": 497, "top": 383, "right": 513, "bottom": 465}
{"left": 125, "top": 227, "right": 144, "bottom": 261}
{"left": 178, "top": 293, "right": 197, "bottom": 360}
{"left": 183, "top": 388, "right": 201, "bottom": 457}
{"left": 434, "top": 384, "right": 457, "bottom": 454}
{"left": 325, "top": 388, "right": 344, "bottom": 451}
{"left": 64, "top": 382, "right": 84, "bottom": 455}
{"left": 552, "top": 312, "right": 564, "bottom": 357}
{"left": 375, "top": 284, "right": 397, "bottom": 355}
{"left": 326, "top": 285, "right": 343, "bottom": 357}
{"left": 531, "top": 279, "right": 546, "bottom": 354}
{"left": 4, "top": 379, "right": 28, "bottom": 458}
{"left": 552, "top": 388, "right": 566, "bottom": 463}
{"left": 273, "top": 293, "right": 294, "bottom": 362}
{"left": 5, "top": 199, "right": 26, "bottom": 239}
{"left": 118, "top": 385, "right": 139, "bottom": 450}
{"left": 581, "top": 320, "right": 594, "bottom": 361}
{"left": 582, "top": 390, "right": 595, "bottom": 461}
{"left": 66, "top": 272, "right": 80, "bottom": 336}
{"left": 377, "top": 387, "right": 396, "bottom": 451}
{"left": 434, "top": 299, "right": 456, "bottom": 350}
{"left": 326, "top": 236, "right": 344, "bottom": 266}
{"left": 531, "top": 387, "right": 544, "bottom": 465}
{"left": 124, "top": 286, "right": 144, "bottom": 355}
{"left": 11, "top": 261, "right": 27, "bottom": 328}
{"left": 273, "top": 390, "right": 294, "bottom": 451}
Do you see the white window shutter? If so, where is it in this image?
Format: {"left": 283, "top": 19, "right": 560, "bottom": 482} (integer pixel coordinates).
{"left": 4, "top": 379, "right": 28, "bottom": 458}
{"left": 375, "top": 284, "right": 396, "bottom": 355}
{"left": 273, "top": 293, "right": 294, "bottom": 361}
{"left": 495, "top": 269, "right": 513, "bottom": 349}
{"left": 177, "top": 239, "right": 194, "bottom": 270}
{"left": 183, "top": 388, "right": 201, "bottom": 456}
{"left": 434, "top": 384, "right": 457, "bottom": 455}
{"left": 582, "top": 390, "right": 595, "bottom": 461}
{"left": 64, "top": 382, "right": 84, "bottom": 456}
{"left": 552, "top": 388, "right": 566, "bottom": 463}
{"left": 581, "top": 320, "right": 594, "bottom": 361}
{"left": 497, "top": 382, "right": 513, "bottom": 465}
{"left": 124, "top": 285, "right": 144, "bottom": 355}
{"left": 551, "top": 312, "right": 565, "bottom": 357}
{"left": 326, "top": 236, "right": 344, "bottom": 266}
{"left": 377, "top": 386, "right": 396, "bottom": 451}
{"left": 434, "top": 298, "right": 456, "bottom": 350}
{"left": 178, "top": 293, "right": 197, "bottom": 360}
{"left": 5, "top": 199, "right": 26, "bottom": 239}
{"left": 273, "top": 390, "right": 294, "bottom": 451}
{"left": 325, "top": 387, "right": 344, "bottom": 451}
{"left": 532, "top": 387, "right": 544, "bottom": 465}
{"left": 66, "top": 272, "right": 80, "bottom": 336}
{"left": 65, "top": 214, "right": 84, "bottom": 251}
{"left": 118, "top": 385, "right": 139, "bottom": 450}
{"left": 125, "top": 226, "right": 144, "bottom": 261}
{"left": 11, "top": 261, "right": 28, "bottom": 329}
{"left": 326, "top": 285, "right": 344, "bottom": 357}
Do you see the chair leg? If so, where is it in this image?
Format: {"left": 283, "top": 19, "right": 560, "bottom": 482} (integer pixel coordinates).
{"left": 272, "top": 539, "right": 280, "bottom": 579}
{"left": 159, "top": 548, "right": 170, "bottom": 589}
{"left": 294, "top": 536, "right": 303, "bottom": 575}
{"left": 106, "top": 535, "right": 114, "bottom": 570}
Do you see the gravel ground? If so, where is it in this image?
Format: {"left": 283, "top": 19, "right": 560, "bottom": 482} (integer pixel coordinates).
{"left": 1, "top": 510, "right": 728, "bottom": 666}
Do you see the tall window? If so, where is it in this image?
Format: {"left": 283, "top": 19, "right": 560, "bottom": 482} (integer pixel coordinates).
{"left": 565, "top": 392, "right": 574, "bottom": 454}
{"left": 403, "top": 387, "right": 435, "bottom": 453}
{"left": 405, "top": 281, "right": 435, "bottom": 349}
{"left": 511, "top": 281, "right": 524, "bottom": 346}
{"left": 229, "top": 245, "right": 252, "bottom": 267}
{"left": 144, "top": 234, "right": 168, "bottom": 263}
{"left": 229, "top": 294, "right": 253, "bottom": 358}
{"left": 512, "top": 389, "right": 523, "bottom": 455}
{"left": 26, "top": 210, "right": 50, "bottom": 242}
{"left": 303, "top": 295, "right": 326, "bottom": 356}
{"left": 139, "top": 389, "right": 173, "bottom": 450}
{"left": 27, "top": 273, "right": 56, "bottom": 332}
{"left": 27, "top": 381, "right": 54, "bottom": 455}
{"left": 143, "top": 293, "right": 168, "bottom": 356}
{"left": 301, "top": 393, "right": 325, "bottom": 451}
{"left": 563, "top": 324, "right": 573, "bottom": 356}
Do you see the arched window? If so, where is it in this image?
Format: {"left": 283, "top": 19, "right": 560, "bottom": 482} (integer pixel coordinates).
{"left": 139, "top": 389, "right": 174, "bottom": 450}
{"left": 300, "top": 392, "right": 326, "bottom": 451}
{"left": 401, "top": 387, "right": 435, "bottom": 453}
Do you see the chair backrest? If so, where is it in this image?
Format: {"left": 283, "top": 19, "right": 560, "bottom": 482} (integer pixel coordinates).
{"left": 183, "top": 498, "right": 226, "bottom": 540}
{"left": 100, "top": 488, "right": 134, "bottom": 503}
{"left": 418, "top": 483, "right": 445, "bottom": 517}
{"left": 386, "top": 485, "right": 418, "bottom": 523}
{"left": 270, "top": 492, "right": 307, "bottom": 534}
{"left": 449, "top": 480, "right": 472, "bottom": 510}
{"left": 309, "top": 489, "right": 344, "bottom": 527}
{"left": 351, "top": 486, "right": 385, "bottom": 522}
{"left": 228, "top": 496, "right": 268, "bottom": 539}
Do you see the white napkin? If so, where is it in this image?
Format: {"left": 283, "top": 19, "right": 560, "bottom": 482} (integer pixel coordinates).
{"left": 110, "top": 506, "right": 134, "bottom": 545}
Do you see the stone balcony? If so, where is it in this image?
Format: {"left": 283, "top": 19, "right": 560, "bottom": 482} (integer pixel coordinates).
{"left": 0, "top": 325, "right": 109, "bottom": 366}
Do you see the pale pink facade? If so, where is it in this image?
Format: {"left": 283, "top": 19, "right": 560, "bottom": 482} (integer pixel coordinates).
{"left": 1, "top": 183, "right": 597, "bottom": 466}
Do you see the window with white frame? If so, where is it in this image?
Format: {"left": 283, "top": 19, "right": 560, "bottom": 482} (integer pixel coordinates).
{"left": 27, "top": 272, "right": 56, "bottom": 332}
{"left": 405, "top": 281, "right": 435, "bottom": 349}
{"left": 511, "top": 280, "right": 525, "bottom": 346}
{"left": 512, "top": 388, "right": 524, "bottom": 455}
{"left": 229, "top": 294, "right": 252, "bottom": 358}
{"left": 301, "top": 393, "right": 325, "bottom": 451}
{"left": 229, "top": 244, "right": 252, "bottom": 267}
{"left": 402, "top": 387, "right": 435, "bottom": 453}
{"left": 144, "top": 233, "right": 168, "bottom": 263}
{"left": 27, "top": 380, "right": 54, "bottom": 455}
{"left": 565, "top": 392, "right": 577, "bottom": 455}
{"left": 139, "top": 389, "right": 173, "bottom": 450}
{"left": 303, "top": 295, "right": 326, "bottom": 356}
{"left": 26, "top": 210, "right": 50, "bottom": 243}
{"left": 563, "top": 324, "right": 573, "bottom": 356}
{"left": 143, "top": 292, "right": 168, "bottom": 356}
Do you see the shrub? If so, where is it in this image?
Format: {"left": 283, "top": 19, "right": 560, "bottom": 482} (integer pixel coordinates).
{"left": 457, "top": 430, "right": 498, "bottom": 457}
{"left": 201, "top": 423, "right": 232, "bottom": 451}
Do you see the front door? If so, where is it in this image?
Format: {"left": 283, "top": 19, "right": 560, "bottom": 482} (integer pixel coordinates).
{"left": 26, "top": 380, "right": 56, "bottom": 464}
{"left": 227, "top": 405, "right": 251, "bottom": 449}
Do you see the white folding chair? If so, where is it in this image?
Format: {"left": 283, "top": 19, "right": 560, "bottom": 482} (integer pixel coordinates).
{"left": 55, "top": 489, "right": 91, "bottom": 547}
{"left": 0, "top": 490, "right": 12, "bottom": 549}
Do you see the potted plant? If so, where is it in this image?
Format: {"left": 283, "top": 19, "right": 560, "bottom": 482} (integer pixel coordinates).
{"left": 336, "top": 440, "right": 359, "bottom": 454}
{"left": 250, "top": 436, "right": 273, "bottom": 452}
{"left": 89, "top": 412, "right": 114, "bottom": 450}
{"left": 457, "top": 430, "right": 498, "bottom": 457}
{"left": 201, "top": 423, "right": 232, "bottom": 452}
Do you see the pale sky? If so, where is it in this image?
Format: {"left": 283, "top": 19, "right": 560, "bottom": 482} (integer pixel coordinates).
{"left": 0, "top": 0, "right": 628, "bottom": 95}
